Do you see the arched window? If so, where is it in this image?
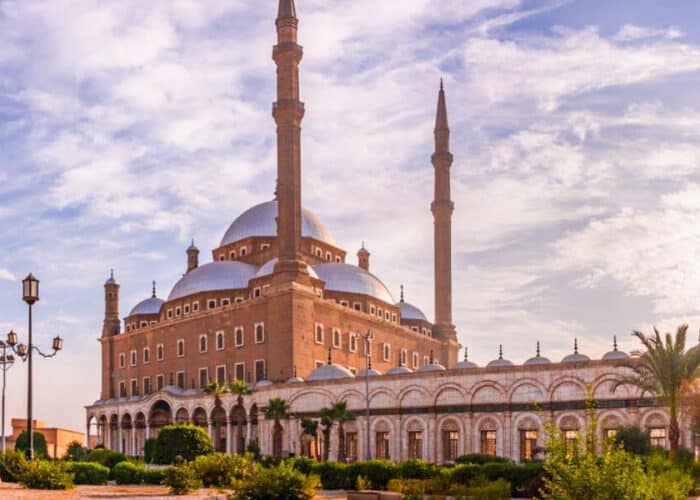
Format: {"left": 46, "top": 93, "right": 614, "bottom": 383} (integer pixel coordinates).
{"left": 216, "top": 331, "right": 225, "bottom": 350}
{"left": 177, "top": 339, "right": 185, "bottom": 357}
{"left": 199, "top": 335, "right": 208, "bottom": 353}
{"left": 240, "top": 247, "right": 247, "bottom": 256}
{"left": 255, "top": 323, "right": 265, "bottom": 344}
{"left": 157, "top": 344, "right": 164, "bottom": 361}
{"left": 314, "top": 323, "right": 324, "bottom": 344}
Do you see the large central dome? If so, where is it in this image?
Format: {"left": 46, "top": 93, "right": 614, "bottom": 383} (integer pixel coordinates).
{"left": 220, "top": 200, "right": 336, "bottom": 247}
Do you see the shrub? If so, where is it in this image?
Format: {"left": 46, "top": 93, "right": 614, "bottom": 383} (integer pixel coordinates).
{"left": 455, "top": 453, "right": 510, "bottom": 465}
{"left": 144, "top": 438, "right": 157, "bottom": 463}
{"left": 231, "top": 462, "right": 318, "bottom": 500}
{"left": 154, "top": 424, "right": 213, "bottom": 464}
{"left": 287, "top": 456, "right": 316, "bottom": 475}
{"left": 163, "top": 463, "right": 202, "bottom": 495}
{"left": 20, "top": 460, "right": 74, "bottom": 490}
{"left": 69, "top": 461, "right": 109, "bottom": 485}
{"left": 396, "top": 459, "right": 441, "bottom": 480}
{"left": 311, "top": 461, "right": 347, "bottom": 489}
{"left": 113, "top": 461, "right": 142, "bottom": 485}
{"left": 648, "top": 468, "right": 693, "bottom": 500}
{"left": 449, "top": 477, "right": 511, "bottom": 500}
{"left": 452, "top": 463, "right": 481, "bottom": 485}
{"left": 614, "top": 426, "right": 650, "bottom": 456}
{"left": 345, "top": 460, "right": 397, "bottom": 490}
{"left": 481, "top": 462, "right": 545, "bottom": 497}
{"left": 86, "top": 448, "right": 127, "bottom": 469}
{"left": 0, "top": 450, "right": 28, "bottom": 482}
{"left": 63, "top": 441, "right": 88, "bottom": 462}
{"left": 141, "top": 467, "right": 167, "bottom": 485}
{"left": 246, "top": 439, "right": 260, "bottom": 460}
{"left": 191, "top": 453, "right": 256, "bottom": 488}
{"left": 15, "top": 431, "right": 48, "bottom": 459}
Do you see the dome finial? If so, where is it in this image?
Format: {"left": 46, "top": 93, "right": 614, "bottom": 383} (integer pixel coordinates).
{"left": 294, "top": 365, "right": 297, "bottom": 377}
{"left": 152, "top": 280, "right": 157, "bottom": 298}
{"left": 429, "top": 350, "right": 434, "bottom": 364}
{"left": 110, "top": 268, "right": 114, "bottom": 280}
{"left": 400, "top": 284, "right": 405, "bottom": 302}
{"left": 440, "top": 77, "right": 444, "bottom": 91}
{"left": 328, "top": 348, "right": 332, "bottom": 365}
{"left": 464, "top": 347, "right": 469, "bottom": 361}
{"left": 368, "top": 356, "right": 372, "bottom": 370}
{"left": 574, "top": 338, "right": 579, "bottom": 354}
{"left": 536, "top": 341, "right": 541, "bottom": 357}
{"left": 499, "top": 344, "right": 503, "bottom": 360}
{"left": 613, "top": 335, "right": 618, "bottom": 351}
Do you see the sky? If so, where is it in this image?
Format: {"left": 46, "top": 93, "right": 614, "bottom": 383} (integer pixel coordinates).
{"left": 1, "top": 0, "right": 700, "bottom": 434}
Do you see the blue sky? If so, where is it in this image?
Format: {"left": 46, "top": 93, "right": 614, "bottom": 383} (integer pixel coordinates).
{"left": 1, "top": 0, "right": 700, "bottom": 433}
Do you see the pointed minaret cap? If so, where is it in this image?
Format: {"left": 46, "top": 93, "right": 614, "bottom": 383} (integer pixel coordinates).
{"left": 278, "top": 0, "right": 297, "bottom": 19}
{"left": 435, "top": 78, "right": 449, "bottom": 132}
{"left": 105, "top": 268, "right": 118, "bottom": 286}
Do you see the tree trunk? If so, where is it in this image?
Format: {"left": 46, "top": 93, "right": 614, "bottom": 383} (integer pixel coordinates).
{"left": 669, "top": 417, "right": 680, "bottom": 459}
{"left": 322, "top": 428, "right": 331, "bottom": 461}
{"left": 273, "top": 419, "right": 283, "bottom": 458}
{"left": 337, "top": 423, "right": 346, "bottom": 462}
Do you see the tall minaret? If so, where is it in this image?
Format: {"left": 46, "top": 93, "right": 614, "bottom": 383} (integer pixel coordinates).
{"left": 431, "top": 80, "right": 457, "bottom": 342}
{"left": 272, "top": 0, "right": 309, "bottom": 283}
{"left": 102, "top": 269, "right": 120, "bottom": 337}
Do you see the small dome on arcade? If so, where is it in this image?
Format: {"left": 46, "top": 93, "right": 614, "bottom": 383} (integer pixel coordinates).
{"left": 129, "top": 281, "right": 164, "bottom": 316}
{"left": 386, "top": 357, "right": 413, "bottom": 375}
{"left": 255, "top": 380, "right": 273, "bottom": 388}
{"left": 396, "top": 285, "right": 428, "bottom": 321}
{"left": 287, "top": 367, "right": 305, "bottom": 384}
{"left": 168, "top": 261, "right": 257, "bottom": 301}
{"left": 455, "top": 347, "right": 479, "bottom": 369}
{"left": 524, "top": 342, "right": 551, "bottom": 366}
{"left": 417, "top": 351, "right": 446, "bottom": 372}
{"left": 562, "top": 338, "right": 591, "bottom": 363}
{"left": 602, "top": 336, "right": 629, "bottom": 361}
{"left": 306, "top": 350, "right": 355, "bottom": 382}
{"left": 487, "top": 345, "right": 513, "bottom": 367}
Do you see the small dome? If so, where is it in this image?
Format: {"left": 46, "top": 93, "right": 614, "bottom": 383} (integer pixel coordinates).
{"left": 386, "top": 365, "right": 413, "bottom": 375}
{"left": 306, "top": 363, "right": 355, "bottom": 382}
{"left": 487, "top": 345, "right": 513, "bottom": 367}
{"left": 287, "top": 376, "right": 305, "bottom": 384}
{"left": 357, "top": 367, "right": 382, "bottom": 377}
{"left": 105, "top": 269, "right": 118, "bottom": 285}
{"left": 314, "top": 263, "right": 394, "bottom": 304}
{"left": 603, "top": 337, "right": 629, "bottom": 361}
{"left": 455, "top": 349, "right": 478, "bottom": 369}
{"left": 561, "top": 339, "right": 590, "bottom": 363}
{"left": 168, "top": 261, "right": 257, "bottom": 301}
{"left": 524, "top": 342, "right": 550, "bottom": 366}
{"left": 220, "top": 200, "right": 336, "bottom": 247}
{"left": 397, "top": 301, "right": 428, "bottom": 322}
{"left": 255, "top": 380, "right": 273, "bottom": 388}
{"left": 128, "top": 296, "right": 164, "bottom": 316}
{"left": 255, "top": 258, "right": 319, "bottom": 280}
{"left": 417, "top": 362, "right": 446, "bottom": 373}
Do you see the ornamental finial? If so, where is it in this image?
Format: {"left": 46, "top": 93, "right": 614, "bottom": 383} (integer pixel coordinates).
{"left": 574, "top": 338, "right": 579, "bottom": 354}
{"left": 327, "top": 348, "right": 332, "bottom": 365}
{"left": 536, "top": 341, "right": 541, "bottom": 357}
{"left": 499, "top": 344, "right": 503, "bottom": 360}
{"left": 152, "top": 281, "right": 157, "bottom": 298}
{"left": 400, "top": 285, "right": 405, "bottom": 302}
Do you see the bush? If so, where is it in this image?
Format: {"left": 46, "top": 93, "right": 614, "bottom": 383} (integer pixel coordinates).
{"left": 389, "top": 475, "right": 511, "bottom": 499}
{"left": 311, "top": 461, "right": 347, "bottom": 489}
{"left": 163, "top": 463, "right": 201, "bottom": 495}
{"left": 345, "top": 460, "right": 397, "bottom": 490}
{"left": 144, "top": 438, "right": 157, "bottom": 463}
{"left": 452, "top": 464, "right": 481, "bottom": 485}
{"left": 287, "top": 456, "right": 316, "bottom": 475}
{"left": 15, "top": 431, "right": 48, "bottom": 459}
{"left": 154, "top": 424, "right": 213, "bottom": 464}
{"left": 63, "top": 441, "right": 88, "bottom": 462}
{"left": 69, "top": 461, "right": 109, "bottom": 485}
{"left": 141, "top": 467, "right": 167, "bottom": 485}
{"left": 396, "top": 459, "right": 441, "bottom": 480}
{"left": 481, "top": 462, "right": 545, "bottom": 497}
{"left": 20, "top": 460, "right": 74, "bottom": 490}
{"left": 113, "top": 461, "right": 142, "bottom": 485}
{"left": 449, "top": 477, "right": 511, "bottom": 500}
{"left": 0, "top": 450, "right": 28, "bottom": 482}
{"left": 192, "top": 453, "right": 256, "bottom": 488}
{"left": 614, "top": 426, "right": 650, "bottom": 456}
{"left": 232, "top": 462, "right": 318, "bottom": 500}
{"left": 86, "top": 448, "right": 127, "bottom": 469}
{"left": 455, "top": 453, "right": 510, "bottom": 465}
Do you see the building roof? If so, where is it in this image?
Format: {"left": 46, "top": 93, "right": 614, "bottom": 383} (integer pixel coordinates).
{"left": 306, "top": 363, "right": 355, "bottom": 382}
{"left": 220, "top": 200, "right": 336, "bottom": 247}
{"left": 168, "top": 261, "right": 257, "bottom": 301}
{"left": 357, "top": 367, "right": 382, "bottom": 377}
{"left": 386, "top": 365, "right": 413, "bottom": 375}
{"left": 397, "top": 301, "right": 428, "bottom": 321}
{"left": 313, "top": 263, "right": 394, "bottom": 304}
{"left": 255, "top": 258, "right": 319, "bottom": 280}
{"left": 128, "top": 296, "right": 164, "bottom": 316}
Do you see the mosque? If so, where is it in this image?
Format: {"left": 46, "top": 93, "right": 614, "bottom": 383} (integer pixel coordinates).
{"left": 86, "top": 0, "right": 683, "bottom": 462}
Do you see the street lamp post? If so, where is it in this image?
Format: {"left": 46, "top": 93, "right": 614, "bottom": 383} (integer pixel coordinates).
{"left": 0, "top": 341, "right": 15, "bottom": 453}
{"left": 361, "top": 330, "right": 373, "bottom": 461}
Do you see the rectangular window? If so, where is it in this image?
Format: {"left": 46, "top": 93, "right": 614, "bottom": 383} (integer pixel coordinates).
{"left": 119, "top": 381, "right": 126, "bottom": 398}
{"left": 255, "top": 359, "right": 266, "bottom": 382}
{"left": 140, "top": 321, "right": 148, "bottom": 328}
{"left": 216, "top": 365, "right": 226, "bottom": 385}
{"left": 564, "top": 430, "right": 579, "bottom": 455}
{"left": 377, "top": 308, "right": 383, "bottom": 318}
{"left": 156, "top": 344, "right": 164, "bottom": 361}
{"left": 175, "top": 306, "right": 181, "bottom": 317}
{"left": 332, "top": 328, "right": 341, "bottom": 349}
{"left": 315, "top": 323, "right": 324, "bottom": 344}
{"left": 255, "top": 323, "right": 265, "bottom": 344}
{"left": 221, "top": 298, "right": 231, "bottom": 306}
{"left": 208, "top": 299, "right": 217, "bottom": 310}
{"left": 520, "top": 430, "right": 538, "bottom": 461}
{"left": 130, "top": 379, "right": 138, "bottom": 397}
{"left": 481, "top": 431, "right": 497, "bottom": 456}
{"left": 650, "top": 428, "right": 666, "bottom": 448}
{"left": 143, "top": 377, "right": 152, "bottom": 395}
{"left": 216, "top": 331, "right": 225, "bottom": 350}
{"left": 349, "top": 333, "right": 357, "bottom": 353}
{"left": 183, "top": 303, "right": 190, "bottom": 315}
{"left": 392, "top": 313, "right": 397, "bottom": 323}
{"left": 143, "top": 347, "right": 150, "bottom": 364}
{"left": 119, "top": 353, "right": 125, "bottom": 368}
{"left": 230, "top": 251, "right": 236, "bottom": 259}
{"left": 235, "top": 327, "right": 244, "bottom": 347}
{"left": 354, "top": 303, "right": 362, "bottom": 312}
{"left": 199, "top": 368, "right": 208, "bottom": 388}
{"left": 167, "top": 309, "right": 173, "bottom": 319}
{"left": 253, "top": 287, "right": 262, "bottom": 298}
{"left": 156, "top": 374, "right": 164, "bottom": 391}
{"left": 364, "top": 340, "right": 372, "bottom": 356}
{"left": 346, "top": 432, "right": 358, "bottom": 462}
{"left": 443, "top": 431, "right": 459, "bottom": 461}
{"left": 176, "top": 371, "right": 185, "bottom": 389}
{"left": 235, "top": 362, "right": 245, "bottom": 381}
{"left": 261, "top": 243, "right": 270, "bottom": 251}
{"left": 376, "top": 432, "right": 390, "bottom": 460}
{"left": 369, "top": 304, "right": 376, "bottom": 315}
{"left": 192, "top": 301, "right": 200, "bottom": 313}
{"left": 408, "top": 431, "right": 423, "bottom": 460}
{"left": 235, "top": 297, "right": 244, "bottom": 304}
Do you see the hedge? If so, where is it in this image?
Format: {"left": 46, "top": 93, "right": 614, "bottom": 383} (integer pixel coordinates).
{"left": 86, "top": 449, "right": 128, "bottom": 470}
{"left": 455, "top": 453, "right": 510, "bottom": 465}
{"left": 69, "top": 462, "right": 109, "bottom": 485}
{"left": 20, "top": 460, "right": 74, "bottom": 490}
{"left": 153, "top": 424, "right": 213, "bottom": 464}
{"left": 113, "top": 461, "right": 142, "bottom": 485}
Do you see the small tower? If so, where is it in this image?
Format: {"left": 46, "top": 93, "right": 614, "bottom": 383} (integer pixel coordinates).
{"left": 357, "top": 242, "right": 370, "bottom": 271}
{"left": 187, "top": 239, "right": 199, "bottom": 273}
{"left": 102, "top": 269, "right": 120, "bottom": 337}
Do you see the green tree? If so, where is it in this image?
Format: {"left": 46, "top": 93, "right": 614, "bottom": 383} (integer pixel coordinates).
{"left": 153, "top": 424, "right": 214, "bottom": 464}
{"left": 319, "top": 409, "right": 334, "bottom": 462}
{"left": 63, "top": 440, "right": 87, "bottom": 461}
{"left": 264, "top": 398, "right": 290, "bottom": 458}
{"left": 614, "top": 426, "right": 650, "bottom": 456}
{"left": 204, "top": 380, "right": 229, "bottom": 407}
{"left": 229, "top": 379, "right": 253, "bottom": 404}
{"left": 612, "top": 324, "right": 700, "bottom": 457}
{"left": 331, "top": 401, "right": 356, "bottom": 462}
{"left": 15, "top": 431, "right": 48, "bottom": 459}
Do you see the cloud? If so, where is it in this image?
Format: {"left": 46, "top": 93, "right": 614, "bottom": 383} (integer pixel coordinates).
{"left": 614, "top": 24, "right": 683, "bottom": 42}
{"left": 0, "top": 268, "right": 15, "bottom": 281}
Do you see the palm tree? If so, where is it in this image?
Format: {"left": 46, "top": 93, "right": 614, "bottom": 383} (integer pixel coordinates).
{"left": 612, "top": 324, "right": 700, "bottom": 457}
{"left": 300, "top": 418, "right": 319, "bottom": 458}
{"left": 332, "top": 401, "right": 356, "bottom": 462}
{"left": 319, "top": 408, "right": 334, "bottom": 462}
{"left": 203, "top": 380, "right": 228, "bottom": 407}
{"left": 229, "top": 379, "right": 253, "bottom": 404}
{"left": 264, "top": 397, "right": 290, "bottom": 458}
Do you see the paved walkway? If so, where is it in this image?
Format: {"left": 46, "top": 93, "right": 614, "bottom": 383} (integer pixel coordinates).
{"left": 0, "top": 483, "right": 348, "bottom": 499}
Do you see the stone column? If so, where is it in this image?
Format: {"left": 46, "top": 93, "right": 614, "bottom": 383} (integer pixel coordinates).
{"left": 226, "top": 423, "right": 232, "bottom": 455}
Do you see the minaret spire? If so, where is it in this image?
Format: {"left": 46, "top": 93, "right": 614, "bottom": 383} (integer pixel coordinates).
{"left": 431, "top": 79, "right": 457, "bottom": 345}
{"left": 272, "top": 0, "right": 309, "bottom": 283}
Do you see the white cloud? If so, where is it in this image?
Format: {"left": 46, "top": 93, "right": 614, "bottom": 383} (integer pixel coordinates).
{"left": 614, "top": 24, "right": 683, "bottom": 42}
{"left": 0, "top": 268, "right": 15, "bottom": 281}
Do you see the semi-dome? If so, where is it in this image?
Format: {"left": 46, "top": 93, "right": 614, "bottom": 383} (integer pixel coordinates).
{"left": 562, "top": 339, "right": 590, "bottom": 363}
{"left": 455, "top": 348, "right": 478, "bottom": 369}
{"left": 255, "top": 258, "right": 319, "bottom": 280}
{"left": 397, "top": 301, "right": 428, "bottom": 322}
{"left": 524, "top": 342, "right": 551, "bottom": 366}
{"left": 313, "top": 263, "right": 394, "bottom": 304}
{"left": 168, "top": 261, "right": 257, "bottom": 301}
{"left": 487, "top": 345, "right": 513, "bottom": 367}
{"left": 602, "top": 336, "right": 629, "bottom": 361}
{"left": 306, "top": 363, "right": 355, "bottom": 382}
{"left": 129, "top": 297, "right": 164, "bottom": 316}
{"left": 220, "top": 200, "right": 336, "bottom": 247}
